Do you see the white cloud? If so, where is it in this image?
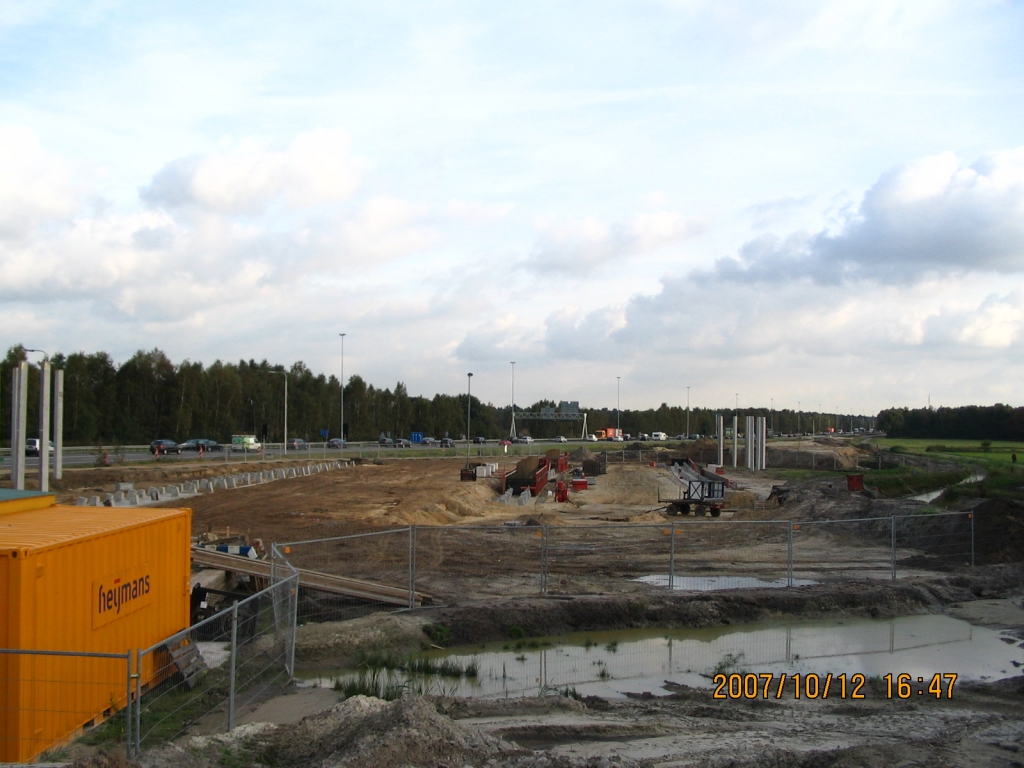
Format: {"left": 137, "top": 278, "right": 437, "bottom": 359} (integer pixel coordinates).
{"left": 0, "top": 125, "right": 80, "bottom": 237}
{"left": 140, "top": 129, "right": 360, "bottom": 214}
{"left": 523, "top": 211, "right": 704, "bottom": 273}
{"left": 711, "top": 148, "right": 1024, "bottom": 285}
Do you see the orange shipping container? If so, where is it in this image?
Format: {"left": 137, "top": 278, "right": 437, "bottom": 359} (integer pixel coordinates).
{"left": 0, "top": 496, "right": 191, "bottom": 762}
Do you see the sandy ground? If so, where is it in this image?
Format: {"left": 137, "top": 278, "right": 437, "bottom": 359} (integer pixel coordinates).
{"left": 129, "top": 569, "right": 1024, "bottom": 768}
{"left": 47, "top": 446, "right": 1024, "bottom": 768}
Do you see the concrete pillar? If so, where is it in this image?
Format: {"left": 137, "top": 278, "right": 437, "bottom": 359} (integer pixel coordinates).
{"left": 716, "top": 415, "right": 724, "bottom": 465}
{"left": 11, "top": 363, "right": 28, "bottom": 490}
{"left": 52, "top": 368, "right": 64, "bottom": 481}
{"left": 760, "top": 417, "right": 767, "bottom": 469}
{"left": 38, "top": 361, "right": 51, "bottom": 493}
{"left": 731, "top": 416, "right": 737, "bottom": 468}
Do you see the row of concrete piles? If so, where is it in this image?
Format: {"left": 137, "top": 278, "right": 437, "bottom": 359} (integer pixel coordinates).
{"left": 74, "top": 460, "right": 353, "bottom": 507}
{"left": 713, "top": 414, "right": 767, "bottom": 471}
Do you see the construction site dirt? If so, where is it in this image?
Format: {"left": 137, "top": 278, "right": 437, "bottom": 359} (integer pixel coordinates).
{"left": 44, "top": 446, "right": 1024, "bottom": 767}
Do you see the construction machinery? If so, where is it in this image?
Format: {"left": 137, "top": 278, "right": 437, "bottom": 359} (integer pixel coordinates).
{"left": 656, "top": 459, "right": 726, "bottom": 517}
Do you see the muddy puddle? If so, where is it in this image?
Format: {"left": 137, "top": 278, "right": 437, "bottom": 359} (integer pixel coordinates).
{"left": 302, "top": 614, "right": 1024, "bottom": 700}
{"left": 909, "top": 470, "right": 986, "bottom": 502}
{"left": 637, "top": 575, "right": 818, "bottom": 590}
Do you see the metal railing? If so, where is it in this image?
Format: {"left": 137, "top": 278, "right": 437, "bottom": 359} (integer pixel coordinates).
{"left": 279, "top": 511, "right": 975, "bottom": 615}
{"left": 130, "top": 566, "right": 298, "bottom": 754}
{"left": 0, "top": 649, "right": 133, "bottom": 763}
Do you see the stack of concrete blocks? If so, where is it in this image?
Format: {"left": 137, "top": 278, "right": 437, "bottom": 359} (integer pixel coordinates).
{"left": 475, "top": 465, "right": 491, "bottom": 478}
{"left": 518, "top": 489, "right": 532, "bottom": 506}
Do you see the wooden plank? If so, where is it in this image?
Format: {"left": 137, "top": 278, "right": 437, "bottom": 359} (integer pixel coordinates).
{"left": 190, "top": 547, "right": 429, "bottom": 606}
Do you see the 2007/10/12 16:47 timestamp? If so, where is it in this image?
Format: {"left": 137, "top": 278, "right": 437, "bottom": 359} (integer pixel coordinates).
{"left": 712, "top": 672, "right": 958, "bottom": 700}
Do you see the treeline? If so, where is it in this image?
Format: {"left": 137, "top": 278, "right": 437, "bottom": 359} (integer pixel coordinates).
{"left": 2, "top": 345, "right": 867, "bottom": 446}
{"left": 877, "top": 405, "right": 1024, "bottom": 441}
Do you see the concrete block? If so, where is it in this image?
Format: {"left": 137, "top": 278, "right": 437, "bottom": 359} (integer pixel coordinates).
{"left": 115, "top": 482, "right": 134, "bottom": 492}
{"left": 149, "top": 488, "right": 160, "bottom": 500}
{"left": 167, "top": 485, "right": 179, "bottom": 497}
{"left": 127, "top": 490, "right": 139, "bottom": 504}
{"left": 76, "top": 496, "right": 88, "bottom": 506}
{"left": 89, "top": 496, "right": 101, "bottom": 506}
{"left": 113, "top": 491, "right": 125, "bottom": 503}
{"left": 225, "top": 477, "right": 236, "bottom": 489}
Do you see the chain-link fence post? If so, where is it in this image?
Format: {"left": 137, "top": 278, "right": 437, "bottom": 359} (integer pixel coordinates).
{"left": 134, "top": 648, "right": 142, "bottom": 757}
{"left": 787, "top": 522, "right": 794, "bottom": 587}
{"left": 541, "top": 526, "right": 549, "bottom": 594}
{"left": 669, "top": 523, "right": 676, "bottom": 588}
{"left": 891, "top": 515, "right": 897, "bottom": 581}
{"left": 125, "top": 652, "right": 133, "bottom": 758}
{"left": 971, "top": 512, "right": 975, "bottom": 567}
{"left": 228, "top": 601, "right": 238, "bottom": 732}
{"left": 289, "top": 574, "right": 299, "bottom": 677}
{"left": 408, "top": 526, "right": 417, "bottom": 610}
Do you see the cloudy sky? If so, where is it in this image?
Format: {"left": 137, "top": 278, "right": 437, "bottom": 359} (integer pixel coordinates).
{"left": 2, "top": 1, "right": 1023, "bottom": 414}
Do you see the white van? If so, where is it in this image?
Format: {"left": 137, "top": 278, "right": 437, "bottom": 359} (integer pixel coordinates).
{"left": 650, "top": 432, "right": 668, "bottom": 441}
{"left": 230, "top": 435, "right": 262, "bottom": 452}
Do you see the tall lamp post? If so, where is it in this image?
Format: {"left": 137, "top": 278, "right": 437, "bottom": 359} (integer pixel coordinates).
{"left": 616, "top": 376, "right": 621, "bottom": 434}
{"left": 509, "top": 362, "right": 516, "bottom": 439}
{"left": 339, "top": 333, "right": 346, "bottom": 450}
{"left": 686, "top": 385, "right": 690, "bottom": 439}
{"left": 466, "top": 373, "right": 473, "bottom": 467}
{"left": 269, "top": 370, "right": 288, "bottom": 455}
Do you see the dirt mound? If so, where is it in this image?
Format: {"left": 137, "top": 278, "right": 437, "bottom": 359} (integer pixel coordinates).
{"left": 256, "top": 696, "right": 520, "bottom": 767}
{"left": 568, "top": 447, "right": 597, "bottom": 461}
{"left": 250, "top": 695, "right": 641, "bottom": 768}
{"left": 973, "top": 498, "right": 1024, "bottom": 564}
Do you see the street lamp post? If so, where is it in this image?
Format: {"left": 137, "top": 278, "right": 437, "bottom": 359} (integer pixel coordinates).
{"left": 269, "top": 371, "right": 288, "bottom": 456}
{"left": 616, "top": 377, "right": 621, "bottom": 434}
{"left": 686, "top": 386, "right": 690, "bottom": 439}
{"left": 339, "top": 333, "right": 346, "bottom": 451}
{"left": 510, "top": 362, "right": 516, "bottom": 439}
{"left": 466, "top": 373, "right": 473, "bottom": 467}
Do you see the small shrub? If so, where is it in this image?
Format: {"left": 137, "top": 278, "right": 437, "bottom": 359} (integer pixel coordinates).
{"left": 507, "top": 625, "right": 526, "bottom": 639}
{"left": 423, "top": 623, "right": 451, "bottom": 646}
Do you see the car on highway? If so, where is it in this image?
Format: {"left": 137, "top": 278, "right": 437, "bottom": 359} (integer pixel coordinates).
{"left": 555, "top": 436, "right": 568, "bottom": 443}
{"left": 327, "top": 438, "right": 346, "bottom": 448}
{"left": 422, "top": 437, "right": 438, "bottom": 446}
{"left": 394, "top": 439, "right": 412, "bottom": 448}
{"left": 150, "top": 439, "right": 180, "bottom": 455}
{"left": 25, "top": 439, "right": 54, "bottom": 456}
{"left": 473, "top": 436, "right": 488, "bottom": 444}
{"left": 231, "top": 435, "right": 261, "bottom": 452}
{"left": 440, "top": 438, "right": 455, "bottom": 448}
{"left": 180, "top": 438, "right": 222, "bottom": 452}
{"left": 610, "top": 435, "right": 624, "bottom": 442}
{"left": 286, "top": 438, "right": 308, "bottom": 450}
{"left": 585, "top": 434, "right": 598, "bottom": 442}
{"left": 498, "top": 439, "right": 513, "bottom": 446}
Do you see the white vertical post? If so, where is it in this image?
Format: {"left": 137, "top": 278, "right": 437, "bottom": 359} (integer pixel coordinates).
{"left": 53, "top": 369, "right": 64, "bottom": 481}
{"left": 38, "top": 361, "right": 51, "bottom": 492}
{"left": 760, "top": 416, "right": 767, "bottom": 470}
{"left": 731, "top": 416, "right": 738, "bottom": 468}
{"left": 717, "top": 415, "right": 724, "bottom": 465}
{"left": 12, "top": 363, "right": 28, "bottom": 490}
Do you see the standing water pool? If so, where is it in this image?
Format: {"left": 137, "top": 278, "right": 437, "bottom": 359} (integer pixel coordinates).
{"left": 302, "top": 614, "right": 1024, "bottom": 700}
